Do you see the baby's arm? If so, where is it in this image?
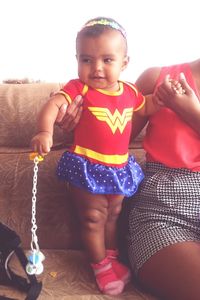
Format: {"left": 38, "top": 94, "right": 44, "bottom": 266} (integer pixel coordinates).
{"left": 136, "top": 94, "right": 162, "bottom": 117}
{"left": 31, "top": 94, "right": 67, "bottom": 156}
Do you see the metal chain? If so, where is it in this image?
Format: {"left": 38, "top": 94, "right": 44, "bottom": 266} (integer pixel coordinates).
{"left": 31, "top": 156, "right": 40, "bottom": 252}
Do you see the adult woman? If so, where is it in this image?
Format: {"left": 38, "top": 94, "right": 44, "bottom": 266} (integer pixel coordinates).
{"left": 127, "top": 59, "right": 200, "bottom": 300}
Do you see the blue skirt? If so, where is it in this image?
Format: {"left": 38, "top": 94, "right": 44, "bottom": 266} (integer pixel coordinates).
{"left": 57, "top": 152, "right": 144, "bottom": 197}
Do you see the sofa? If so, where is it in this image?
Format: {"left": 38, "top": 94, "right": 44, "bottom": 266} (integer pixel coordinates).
{"left": 0, "top": 83, "right": 158, "bottom": 300}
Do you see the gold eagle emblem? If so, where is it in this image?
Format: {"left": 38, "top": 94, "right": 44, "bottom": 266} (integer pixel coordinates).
{"left": 88, "top": 107, "right": 133, "bottom": 134}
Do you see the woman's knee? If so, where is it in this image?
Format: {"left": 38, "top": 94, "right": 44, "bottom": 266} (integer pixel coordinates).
{"left": 137, "top": 242, "right": 200, "bottom": 300}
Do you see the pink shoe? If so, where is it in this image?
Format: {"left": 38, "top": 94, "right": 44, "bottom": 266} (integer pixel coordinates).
{"left": 91, "top": 257, "right": 124, "bottom": 295}
{"left": 106, "top": 249, "right": 131, "bottom": 285}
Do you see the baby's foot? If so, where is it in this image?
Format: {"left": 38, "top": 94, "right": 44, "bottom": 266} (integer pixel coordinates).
{"left": 106, "top": 249, "right": 131, "bottom": 285}
{"left": 91, "top": 257, "right": 124, "bottom": 295}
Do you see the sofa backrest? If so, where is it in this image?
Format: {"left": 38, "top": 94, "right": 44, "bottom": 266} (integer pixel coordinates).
{"left": 0, "top": 83, "right": 67, "bottom": 149}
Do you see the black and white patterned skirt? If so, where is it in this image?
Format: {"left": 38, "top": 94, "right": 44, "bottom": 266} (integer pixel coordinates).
{"left": 127, "top": 162, "right": 200, "bottom": 274}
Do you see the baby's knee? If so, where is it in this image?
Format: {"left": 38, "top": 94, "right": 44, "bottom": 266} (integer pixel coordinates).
{"left": 82, "top": 208, "right": 107, "bottom": 230}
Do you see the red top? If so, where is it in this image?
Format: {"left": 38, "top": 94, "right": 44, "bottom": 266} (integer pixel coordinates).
{"left": 143, "top": 63, "right": 200, "bottom": 171}
{"left": 60, "top": 79, "right": 145, "bottom": 167}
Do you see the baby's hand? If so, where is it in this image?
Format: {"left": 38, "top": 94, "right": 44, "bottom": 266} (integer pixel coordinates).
{"left": 30, "top": 131, "right": 53, "bottom": 156}
{"left": 154, "top": 73, "right": 186, "bottom": 108}
{"left": 169, "top": 76, "right": 185, "bottom": 95}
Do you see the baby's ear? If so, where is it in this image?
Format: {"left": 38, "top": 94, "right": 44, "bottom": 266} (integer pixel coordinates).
{"left": 122, "top": 55, "right": 130, "bottom": 71}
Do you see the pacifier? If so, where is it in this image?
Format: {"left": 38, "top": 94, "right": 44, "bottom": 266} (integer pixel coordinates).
{"left": 26, "top": 249, "right": 45, "bottom": 275}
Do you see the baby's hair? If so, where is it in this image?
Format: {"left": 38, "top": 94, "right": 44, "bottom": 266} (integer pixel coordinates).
{"left": 76, "top": 17, "right": 128, "bottom": 54}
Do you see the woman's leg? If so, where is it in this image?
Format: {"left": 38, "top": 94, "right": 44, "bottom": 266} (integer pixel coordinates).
{"left": 127, "top": 163, "right": 200, "bottom": 299}
{"left": 138, "top": 241, "right": 200, "bottom": 300}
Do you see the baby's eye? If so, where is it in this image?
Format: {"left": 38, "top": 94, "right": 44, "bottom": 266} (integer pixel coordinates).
{"left": 81, "top": 58, "right": 91, "bottom": 64}
{"left": 104, "top": 58, "right": 113, "bottom": 63}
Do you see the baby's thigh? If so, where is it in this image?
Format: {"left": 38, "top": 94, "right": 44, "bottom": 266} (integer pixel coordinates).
{"left": 70, "top": 184, "right": 109, "bottom": 221}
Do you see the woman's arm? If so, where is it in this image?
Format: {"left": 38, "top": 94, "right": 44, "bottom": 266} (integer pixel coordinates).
{"left": 135, "top": 67, "right": 161, "bottom": 94}
{"left": 55, "top": 95, "right": 83, "bottom": 132}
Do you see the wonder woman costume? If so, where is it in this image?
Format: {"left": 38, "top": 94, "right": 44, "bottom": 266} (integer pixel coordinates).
{"left": 57, "top": 79, "right": 145, "bottom": 196}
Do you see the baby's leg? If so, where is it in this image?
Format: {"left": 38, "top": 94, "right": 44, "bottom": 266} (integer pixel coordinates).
{"left": 105, "top": 195, "right": 131, "bottom": 285}
{"left": 71, "top": 185, "right": 108, "bottom": 262}
{"left": 105, "top": 194, "right": 124, "bottom": 249}
{"left": 70, "top": 185, "right": 124, "bottom": 295}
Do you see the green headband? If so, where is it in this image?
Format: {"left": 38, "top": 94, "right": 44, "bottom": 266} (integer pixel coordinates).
{"left": 82, "top": 18, "right": 127, "bottom": 38}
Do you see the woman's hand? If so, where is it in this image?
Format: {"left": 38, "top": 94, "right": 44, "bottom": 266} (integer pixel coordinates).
{"left": 55, "top": 95, "right": 83, "bottom": 132}
{"left": 155, "top": 73, "right": 200, "bottom": 134}
{"left": 154, "top": 73, "right": 197, "bottom": 110}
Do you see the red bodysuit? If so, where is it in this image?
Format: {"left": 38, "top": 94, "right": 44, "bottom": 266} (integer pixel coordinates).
{"left": 59, "top": 79, "right": 145, "bottom": 167}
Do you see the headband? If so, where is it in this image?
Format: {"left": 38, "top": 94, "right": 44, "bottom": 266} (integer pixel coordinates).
{"left": 82, "top": 18, "right": 127, "bottom": 38}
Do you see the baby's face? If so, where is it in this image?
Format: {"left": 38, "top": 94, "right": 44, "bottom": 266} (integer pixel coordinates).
{"left": 76, "top": 30, "right": 129, "bottom": 92}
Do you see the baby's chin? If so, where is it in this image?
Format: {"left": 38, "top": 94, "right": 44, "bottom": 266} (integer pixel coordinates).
{"left": 87, "top": 79, "right": 119, "bottom": 92}
{"left": 87, "top": 77, "right": 106, "bottom": 89}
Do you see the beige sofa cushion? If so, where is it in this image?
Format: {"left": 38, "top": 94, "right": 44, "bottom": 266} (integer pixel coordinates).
{"left": 1, "top": 249, "right": 157, "bottom": 300}
{"left": 0, "top": 150, "right": 82, "bottom": 250}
